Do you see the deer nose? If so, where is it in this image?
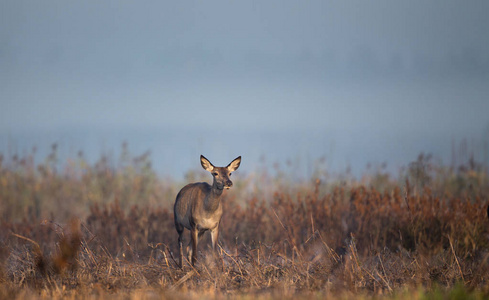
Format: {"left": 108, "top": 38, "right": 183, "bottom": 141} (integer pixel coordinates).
{"left": 226, "top": 180, "right": 233, "bottom": 187}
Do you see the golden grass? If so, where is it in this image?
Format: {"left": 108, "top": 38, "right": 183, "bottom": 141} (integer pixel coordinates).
{"left": 1, "top": 147, "right": 489, "bottom": 299}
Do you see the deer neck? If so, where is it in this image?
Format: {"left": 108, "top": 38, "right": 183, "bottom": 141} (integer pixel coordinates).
{"left": 204, "top": 184, "right": 223, "bottom": 212}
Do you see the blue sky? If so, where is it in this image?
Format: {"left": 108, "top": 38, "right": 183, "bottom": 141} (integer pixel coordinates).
{"left": 1, "top": 0, "right": 489, "bottom": 178}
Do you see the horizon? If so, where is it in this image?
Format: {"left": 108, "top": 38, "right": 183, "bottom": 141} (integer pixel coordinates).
{"left": 2, "top": 125, "right": 487, "bottom": 181}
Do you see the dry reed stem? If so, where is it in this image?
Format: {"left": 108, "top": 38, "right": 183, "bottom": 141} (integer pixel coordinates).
{"left": 219, "top": 245, "right": 244, "bottom": 277}
{"left": 271, "top": 208, "right": 302, "bottom": 261}
{"left": 169, "top": 270, "right": 197, "bottom": 291}
{"left": 377, "top": 253, "right": 392, "bottom": 291}
{"left": 317, "top": 231, "right": 340, "bottom": 263}
{"left": 10, "top": 233, "right": 42, "bottom": 254}
{"left": 448, "top": 235, "right": 465, "bottom": 284}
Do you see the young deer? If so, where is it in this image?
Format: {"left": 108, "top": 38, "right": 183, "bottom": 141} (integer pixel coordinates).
{"left": 174, "top": 155, "right": 241, "bottom": 267}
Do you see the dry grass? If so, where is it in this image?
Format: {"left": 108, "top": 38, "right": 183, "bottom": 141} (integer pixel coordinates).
{"left": 1, "top": 146, "right": 489, "bottom": 299}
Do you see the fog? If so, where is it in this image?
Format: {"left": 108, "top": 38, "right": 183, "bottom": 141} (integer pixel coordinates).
{"left": 2, "top": 0, "right": 488, "bottom": 178}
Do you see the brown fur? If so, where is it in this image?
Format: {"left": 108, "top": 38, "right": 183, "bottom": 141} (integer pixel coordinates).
{"left": 173, "top": 155, "right": 241, "bottom": 267}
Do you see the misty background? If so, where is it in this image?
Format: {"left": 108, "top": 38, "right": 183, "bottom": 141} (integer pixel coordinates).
{"left": 1, "top": 0, "right": 489, "bottom": 179}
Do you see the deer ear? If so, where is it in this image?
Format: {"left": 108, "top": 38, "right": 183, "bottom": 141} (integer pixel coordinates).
{"left": 227, "top": 156, "right": 241, "bottom": 172}
{"left": 200, "top": 155, "right": 214, "bottom": 172}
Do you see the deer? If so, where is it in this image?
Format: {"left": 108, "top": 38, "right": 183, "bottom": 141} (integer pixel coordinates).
{"left": 174, "top": 155, "right": 241, "bottom": 267}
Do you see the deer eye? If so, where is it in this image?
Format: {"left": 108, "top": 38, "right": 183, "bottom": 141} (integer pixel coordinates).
{"left": 212, "top": 172, "right": 218, "bottom": 176}
{"left": 229, "top": 173, "right": 232, "bottom": 176}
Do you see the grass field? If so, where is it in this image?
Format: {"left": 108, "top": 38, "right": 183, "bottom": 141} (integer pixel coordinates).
{"left": 1, "top": 146, "right": 489, "bottom": 299}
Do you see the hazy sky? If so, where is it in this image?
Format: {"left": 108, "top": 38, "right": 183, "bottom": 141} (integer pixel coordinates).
{"left": 1, "top": 0, "right": 488, "bottom": 177}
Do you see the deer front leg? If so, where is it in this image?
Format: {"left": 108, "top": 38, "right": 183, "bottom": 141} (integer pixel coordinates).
{"left": 210, "top": 226, "right": 219, "bottom": 252}
{"left": 187, "top": 230, "right": 205, "bottom": 266}
{"left": 189, "top": 227, "right": 200, "bottom": 266}
{"left": 210, "top": 225, "right": 222, "bottom": 268}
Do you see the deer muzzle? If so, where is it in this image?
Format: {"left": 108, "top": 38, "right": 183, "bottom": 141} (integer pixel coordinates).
{"left": 224, "top": 180, "right": 233, "bottom": 189}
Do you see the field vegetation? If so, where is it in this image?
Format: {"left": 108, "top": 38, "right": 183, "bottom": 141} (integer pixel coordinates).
{"left": 1, "top": 143, "right": 489, "bottom": 299}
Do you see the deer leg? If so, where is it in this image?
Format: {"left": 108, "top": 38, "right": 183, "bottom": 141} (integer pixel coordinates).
{"left": 211, "top": 226, "right": 222, "bottom": 268}
{"left": 176, "top": 225, "right": 184, "bottom": 268}
{"left": 186, "top": 240, "right": 192, "bottom": 264}
{"left": 190, "top": 228, "right": 200, "bottom": 266}
{"left": 210, "top": 226, "right": 219, "bottom": 252}
{"left": 187, "top": 230, "right": 205, "bottom": 266}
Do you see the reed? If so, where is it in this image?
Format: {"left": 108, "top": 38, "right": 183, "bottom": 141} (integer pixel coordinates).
{"left": 1, "top": 145, "right": 488, "bottom": 299}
